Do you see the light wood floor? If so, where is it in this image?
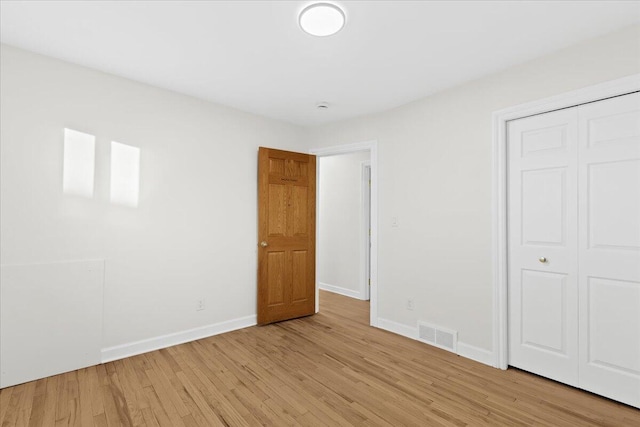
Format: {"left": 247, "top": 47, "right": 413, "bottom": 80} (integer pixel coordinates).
{"left": 1, "top": 291, "right": 638, "bottom": 426}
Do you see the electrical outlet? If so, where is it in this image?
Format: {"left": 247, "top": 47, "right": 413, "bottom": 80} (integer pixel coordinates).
{"left": 406, "top": 299, "right": 414, "bottom": 311}
{"left": 196, "top": 298, "right": 205, "bottom": 311}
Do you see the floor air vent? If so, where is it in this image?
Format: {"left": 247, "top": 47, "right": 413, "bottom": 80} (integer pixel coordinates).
{"left": 418, "top": 321, "right": 457, "bottom": 353}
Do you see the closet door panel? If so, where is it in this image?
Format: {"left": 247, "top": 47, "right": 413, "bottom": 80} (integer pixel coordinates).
{"left": 507, "top": 108, "right": 579, "bottom": 386}
{"left": 578, "top": 92, "right": 640, "bottom": 408}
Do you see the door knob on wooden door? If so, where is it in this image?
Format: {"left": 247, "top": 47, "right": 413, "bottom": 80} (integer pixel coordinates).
{"left": 260, "top": 241, "right": 268, "bottom": 248}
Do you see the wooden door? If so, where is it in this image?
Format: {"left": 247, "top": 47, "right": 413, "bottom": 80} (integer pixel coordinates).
{"left": 507, "top": 108, "right": 580, "bottom": 387}
{"left": 258, "top": 147, "right": 316, "bottom": 325}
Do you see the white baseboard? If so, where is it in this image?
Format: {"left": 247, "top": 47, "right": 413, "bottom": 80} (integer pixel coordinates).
{"left": 319, "top": 282, "right": 364, "bottom": 300}
{"left": 101, "top": 314, "right": 257, "bottom": 363}
{"left": 376, "top": 317, "right": 494, "bottom": 367}
{"left": 457, "top": 342, "right": 494, "bottom": 367}
{"left": 377, "top": 317, "right": 418, "bottom": 340}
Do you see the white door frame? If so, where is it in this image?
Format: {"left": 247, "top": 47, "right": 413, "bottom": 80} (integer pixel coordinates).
{"left": 492, "top": 74, "right": 640, "bottom": 369}
{"left": 310, "top": 140, "right": 379, "bottom": 327}
{"left": 361, "top": 161, "right": 371, "bottom": 301}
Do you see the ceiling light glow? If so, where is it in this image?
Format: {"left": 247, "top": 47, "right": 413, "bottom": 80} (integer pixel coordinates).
{"left": 299, "top": 3, "right": 345, "bottom": 37}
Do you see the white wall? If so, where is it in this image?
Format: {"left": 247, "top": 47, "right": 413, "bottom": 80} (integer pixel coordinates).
{"left": 318, "top": 151, "right": 370, "bottom": 299}
{"left": 0, "top": 45, "right": 305, "bottom": 364}
{"left": 306, "top": 24, "right": 640, "bottom": 353}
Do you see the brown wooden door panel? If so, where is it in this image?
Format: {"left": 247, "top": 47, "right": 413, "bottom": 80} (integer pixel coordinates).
{"left": 268, "top": 184, "right": 287, "bottom": 236}
{"left": 266, "top": 251, "right": 286, "bottom": 307}
{"left": 291, "top": 250, "right": 309, "bottom": 302}
{"left": 258, "top": 147, "right": 316, "bottom": 325}
{"left": 291, "top": 186, "right": 308, "bottom": 236}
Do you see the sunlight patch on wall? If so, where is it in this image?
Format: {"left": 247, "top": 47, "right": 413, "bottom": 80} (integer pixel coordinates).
{"left": 110, "top": 141, "right": 140, "bottom": 207}
{"left": 63, "top": 128, "right": 96, "bottom": 198}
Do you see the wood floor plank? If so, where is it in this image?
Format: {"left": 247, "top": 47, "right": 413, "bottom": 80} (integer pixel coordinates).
{"left": 26, "top": 378, "right": 48, "bottom": 427}
{"left": 83, "top": 366, "right": 104, "bottom": 419}
{"left": 141, "top": 372, "right": 184, "bottom": 427}
{"left": 53, "top": 373, "right": 70, "bottom": 427}
{"left": 95, "top": 364, "right": 109, "bottom": 388}
{"left": 1, "top": 290, "right": 639, "bottom": 426}
{"left": 129, "top": 356, "right": 153, "bottom": 389}
{"left": 75, "top": 369, "right": 93, "bottom": 427}
{"left": 39, "top": 376, "right": 58, "bottom": 427}
{"left": 98, "top": 368, "right": 125, "bottom": 427}
{"left": 12, "top": 382, "right": 36, "bottom": 427}
{"left": 142, "top": 386, "right": 177, "bottom": 427}
{"left": 111, "top": 360, "right": 145, "bottom": 426}
{"left": 0, "top": 387, "right": 20, "bottom": 427}
{"left": 139, "top": 407, "right": 160, "bottom": 427}
{"left": 92, "top": 412, "right": 107, "bottom": 427}
{"left": 0, "top": 388, "right": 14, "bottom": 425}
{"left": 143, "top": 353, "right": 190, "bottom": 420}
{"left": 25, "top": 394, "right": 44, "bottom": 427}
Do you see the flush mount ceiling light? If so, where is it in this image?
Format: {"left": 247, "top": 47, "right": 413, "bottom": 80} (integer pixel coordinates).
{"left": 299, "top": 3, "right": 345, "bottom": 37}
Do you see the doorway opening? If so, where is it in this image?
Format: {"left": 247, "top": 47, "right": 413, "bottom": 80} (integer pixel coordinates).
{"left": 310, "top": 141, "right": 378, "bottom": 327}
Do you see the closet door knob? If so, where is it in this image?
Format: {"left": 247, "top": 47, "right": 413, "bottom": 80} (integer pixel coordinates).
{"left": 539, "top": 257, "right": 547, "bottom": 263}
{"left": 260, "top": 241, "right": 268, "bottom": 248}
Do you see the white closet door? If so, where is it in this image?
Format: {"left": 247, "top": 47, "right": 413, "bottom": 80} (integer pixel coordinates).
{"left": 507, "top": 108, "right": 579, "bottom": 386}
{"left": 577, "top": 92, "right": 640, "bottom": 407}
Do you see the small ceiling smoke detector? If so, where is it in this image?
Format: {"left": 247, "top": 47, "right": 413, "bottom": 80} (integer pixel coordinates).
{"left": 316, "top": 102, "right": 330, "bottom": 110}
{"left": 299, "top": 3, "right": 345, "bottom": 37}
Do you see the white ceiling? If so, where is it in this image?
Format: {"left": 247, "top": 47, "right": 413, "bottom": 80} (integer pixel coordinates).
{"left": 1, "top": 1, "right": 639, "bottom": 126}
